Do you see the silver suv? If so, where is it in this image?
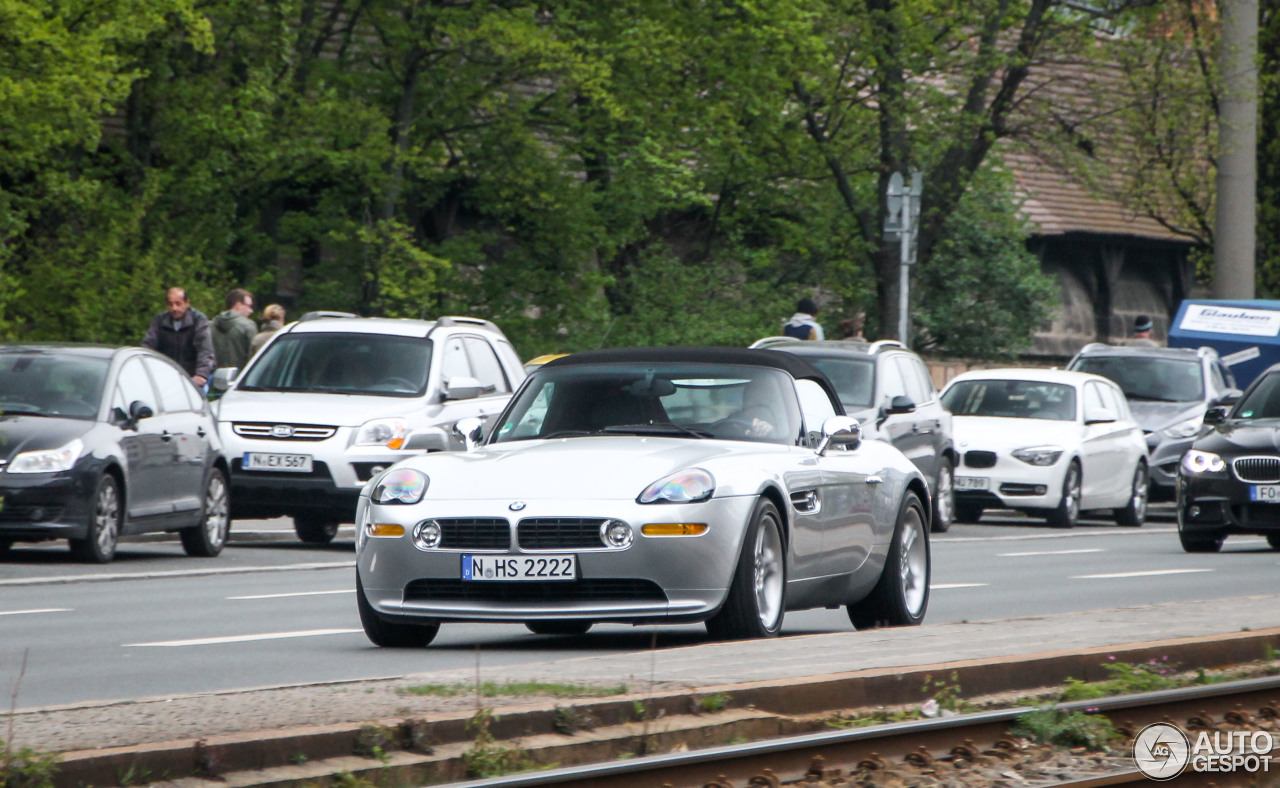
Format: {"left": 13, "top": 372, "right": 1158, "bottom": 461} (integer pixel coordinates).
{"left": 212, "top": 314, "right": 525, "bottom": 542}
{"left": 1067, "top": 343, "right": 1241, "bottom": 500}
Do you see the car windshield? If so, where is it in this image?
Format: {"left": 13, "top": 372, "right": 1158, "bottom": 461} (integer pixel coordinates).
{"left": 236, "top": 332, "right": 431, "bottom": 396}
{"left": 492, "top": 363, "right": 804, "bottom": 445}
{"left": 941, "top": 379, "right": 1077, "bottom": 421}
{"left": 1234, "top": 372, "right": 1280, "bottom": 420}
{"left": 1071, "top": 356, "right": 1203, "bottom": 402}
{"left": 803, "top": 357, "right": 875, "bottom": 410}
{"left": 0, "top": 353, "right": 108, "bottom": 420}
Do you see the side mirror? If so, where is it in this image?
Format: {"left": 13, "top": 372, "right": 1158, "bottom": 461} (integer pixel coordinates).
{"left": 212, "top": 367, "right": 239, "bottom": 393}
{"left": 1203, "top": 406, "right": 1228, "bottom": 425}
{"left": 454, "top": 416, "right": 485, "bottom": 451}
{"left": 443, "top": 376, "right": 487, "bottom": 401}
{"left": 886, "top": 395, "right": 916, "bottom": 415}
{"left": 1084, "top": 407, "right": 1116, "bottom": 425}
{"left": 1215, "top": 389, "right": 1243, "bottom": 407}
{"left": 403, "top": 431, "right": 449, "bottom": 452}
{"left": 129, "top": 400, "right": 154, "bottom": 422}
{"left": 816, "top": 415, "right": 861, "bottom": 456}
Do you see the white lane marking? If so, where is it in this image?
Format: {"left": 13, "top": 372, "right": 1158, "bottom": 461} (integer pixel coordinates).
{"left": 0, "top": 561, "right": 354, "bottom": 588}
{"left": 944, "top": 528, "right": 1176, "bottom": 543}
{"left": 0, "top": 608, "right": 72, "bottom": 617}
{"left": 126, "top": 629, "right": 362, "bottom": 647}
{"left": 1072, "top": 569, "right": 1213, "bottom": 579}
{"left": 930, "top": 583, "right": 988, "bottom": 589}
{"left": 999, "top": 548, "right": 1106, "bottom": 557}
{"left": 228, "top": 590, "right": 351, "bottom": 600}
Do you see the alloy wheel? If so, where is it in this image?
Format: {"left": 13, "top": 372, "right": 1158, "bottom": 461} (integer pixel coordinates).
{"left": 898, "top": 505, "right": 928, "bottom": 616}
{"left": 752, "top": 515, "right": 784, "bottom": 630}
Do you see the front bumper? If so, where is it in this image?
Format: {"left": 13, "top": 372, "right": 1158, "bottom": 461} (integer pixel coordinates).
{"left": 1178, "top": 471, "right": 1280, "bottom": 535}
{"left": 1148, "top": 434, "right": 1193, "bottom": 500}
{"left": 0, "top": 471, "right": 92, "bottom": 541}
{"left": 222, "top": 428, "right": 421, "bottom": 519}
{"left": 953, "top": 452, "right": 1065, "bottom": 512}
{"left": 356, "top": 495, "right": 757, "bottom": 624}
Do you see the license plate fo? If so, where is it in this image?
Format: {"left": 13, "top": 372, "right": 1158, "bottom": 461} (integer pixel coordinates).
{"left": 1251, "top": 485, "right": 1280, "bottom": 502}
{"left": 463, "top": 555, "right": 576, "bottom": 581}
{"left": 242, "top": 452, "right": 313, "bottom": 472}
{"left": 955, "top": 476, "right": 989, "bottom": 490}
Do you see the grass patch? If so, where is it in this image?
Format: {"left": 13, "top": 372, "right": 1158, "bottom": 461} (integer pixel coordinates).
{"left": 1009, "top": 708, "right": 1119, "bottom": 751}
{"left": 400, "top": 681, "right": 628, "bottom": 698}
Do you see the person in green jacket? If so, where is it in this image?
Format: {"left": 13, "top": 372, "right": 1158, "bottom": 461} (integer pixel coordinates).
{"left": 211, "top": 288, "right": 257, "bottom": 370}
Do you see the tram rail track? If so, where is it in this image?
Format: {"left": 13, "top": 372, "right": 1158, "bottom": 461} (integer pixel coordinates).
{"left": 455, "top": 675, "right": 1280, "bottom": 788}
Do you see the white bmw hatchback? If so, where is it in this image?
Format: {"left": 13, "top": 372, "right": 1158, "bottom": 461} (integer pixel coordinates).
{"left": 939, "top": 368, "right": 1149, "bottom": 528}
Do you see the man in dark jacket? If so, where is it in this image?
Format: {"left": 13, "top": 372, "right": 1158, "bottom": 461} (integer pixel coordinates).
{"left": 211, "top": 288, "right": 257, "bottom": 370}
{"left": 142, "top": 287, "right": 217, "bottom": 389}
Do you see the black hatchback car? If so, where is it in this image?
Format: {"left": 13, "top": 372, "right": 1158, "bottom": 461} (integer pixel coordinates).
{"left": 1178, "top": 363, "right": 1280, "bottom": 552}
{"left": 754, "top": 337, "right": 957, "bottom": 532}
{"left": 0, "top": 345, "right": 230, "bottom": 562}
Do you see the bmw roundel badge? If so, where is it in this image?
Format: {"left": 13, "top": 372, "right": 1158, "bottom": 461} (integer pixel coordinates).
{"left": 509, "top": 501, "right": 526, "bottom": 511}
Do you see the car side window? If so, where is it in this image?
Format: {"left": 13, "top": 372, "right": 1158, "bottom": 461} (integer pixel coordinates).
{"left": 116, "top": 357, "right": 158, "bottom": 417}
{"left": 896, "top": 356, "right": 932, "bottom": 404}
{"left": 440, "top": 337, "right": 473, "bottom": 382}
{"left": 144, "top": 357, "right": 196, "bottom": 413}
{"left": 463, "top": 337, "right": 510, "bottom": 394}
{"left": 1084, "top": 382, "right": 1110, "bottom": 417}
{"left": 877, "top": 357, "right": 908, "bottom": 405}
{"left": 794, "top": 379, "right": 838, "bottom": 441}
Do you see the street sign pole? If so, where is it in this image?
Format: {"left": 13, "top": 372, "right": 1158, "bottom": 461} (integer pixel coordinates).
{"left": 885, "top": 171, "right": 921, "bottom": 347}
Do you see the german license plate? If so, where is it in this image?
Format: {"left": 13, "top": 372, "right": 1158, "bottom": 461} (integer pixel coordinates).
{"left": 1251, "top": 485, "right": 1280, "bottom": 502}
{"left": 462, "top": 555, "right": 577, "bottom": 581}
{"left": 955, "top": 476, "right": 989, "bottom": 490}
{"left": 242, "top": 452, "right": 313, "bottom": 472}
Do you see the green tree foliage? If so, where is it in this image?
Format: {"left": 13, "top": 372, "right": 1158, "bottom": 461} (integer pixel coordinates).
{"left": 913, "top": 164, "right": 1058, "bottom": 358}
{"left": 1, "top": 0, "right": 1153, "bottom": 359}
{"left": 1260, "top": 0, "right": 1280, "bottom": 294}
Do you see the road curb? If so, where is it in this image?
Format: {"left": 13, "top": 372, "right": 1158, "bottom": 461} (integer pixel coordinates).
{"left": 47, "top": 626, "right": 1280, "bottom": 788}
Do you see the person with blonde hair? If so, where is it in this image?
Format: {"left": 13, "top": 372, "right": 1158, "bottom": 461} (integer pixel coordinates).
{"left": 250, "top": 303, "right": 287, "bottom": 357}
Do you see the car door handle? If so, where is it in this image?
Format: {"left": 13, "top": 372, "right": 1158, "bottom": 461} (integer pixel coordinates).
{"left": 160, "top": 431, "right": 173, "bottom": 442}
{"left": 866, "top": 475, "right": 884, "bottom": 485}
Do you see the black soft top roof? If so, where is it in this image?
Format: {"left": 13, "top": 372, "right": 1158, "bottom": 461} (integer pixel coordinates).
{"left": 541, "top": 346, "right": 844, "bottom": 413}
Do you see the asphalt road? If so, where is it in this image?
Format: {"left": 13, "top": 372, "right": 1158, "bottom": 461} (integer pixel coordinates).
{"left": 3, "top": 505, "right": 1277, "bottom": 711}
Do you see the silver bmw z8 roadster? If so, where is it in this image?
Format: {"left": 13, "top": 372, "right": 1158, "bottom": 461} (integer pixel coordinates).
{"left": 354, "top": 346, "right": 932, "bottom": 646}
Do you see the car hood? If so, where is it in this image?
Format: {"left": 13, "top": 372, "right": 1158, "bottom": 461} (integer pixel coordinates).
{"left": 386, "top": 436, "right": 790, "bottom": 500}
{"left": 950, "top": 416, "right": 1080, "bottom": 450}
{"left": 1126, "top": 400, "right": 1202, "bottom": 431}
{"left": 215, "top": 390, "right": 424, "bottom": 427}
{"left": 1195, "top": 419, "right": 1280, "bottom": 455}
{"left": 0, "top": 414, "right": 92, "bottom": 461}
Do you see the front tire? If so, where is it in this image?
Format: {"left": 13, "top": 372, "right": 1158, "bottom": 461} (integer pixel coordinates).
{"left": 1113, "top": 461, "right": 1148, "bottom": 526}
{"left": 1046, "top": 461, "right": 1081, "bottom": 529}
{"left": 71, "top": 475, "right": 121, "bottom": 563}
{"left": 1180, "top": 529, "right": 1225, "bottom": 553}
{"left": 181, "top": 469, "right": 230, "bottom": 557}
{"left": 1268, "top": 534, "right": 1280, "bottom": 550}
{"left": 848, "top": 491, "right": 930, "bottom": 629}
{"left": 705, "top": 498, "right": 786, "bottom": 640}
{"left": 931, "top": 457, "right": 955, "bottom": 533}
{"left": 294, "top": 514, "right": 340, "bottom": 544}
{"left": 356, "top": 572, "right": 439, "bottom": 647}
{"left": 525, "top": 620, "right": 592, "bottom": 636}
{"left": 955, "top": 501, "right": 984, "bottom": 523}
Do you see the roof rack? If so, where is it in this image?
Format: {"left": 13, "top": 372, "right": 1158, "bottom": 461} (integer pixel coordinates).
{"left": 749, "top": 336, "right": 801, "bottom": 349}
{"left": 425, "top": 315, "right": 503, "bottom": 340}
{"left": 868, "top": 339, "right": 905, "bottom": 353}
{"left": 298, "top": 310, "right": 360, "bottom": 322}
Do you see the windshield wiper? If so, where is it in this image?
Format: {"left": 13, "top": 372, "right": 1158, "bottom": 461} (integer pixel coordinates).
{"left": 1127, "top": 394, "right": 1184, "bottom": 402}
{"left": 600, "top": 423, "right": 711, "bottom": 438}
{"left": 540, "top": 430, "right": 594, "bottom": 439}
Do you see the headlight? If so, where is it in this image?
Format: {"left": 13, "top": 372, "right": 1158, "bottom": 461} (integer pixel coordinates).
{"left": 1181, "top": 449, "right": 1225, "bottom": 474}
{"left": 372, "top": 468, "right": 428, "bottom": 504}
{"left": 1012, "top": 446, "right": 1063, "bottom": 466}
{"left": 637, "top": 469, "right": 714, "bottom": 504}
{"left": 1163, "top": 416, "right": 1203, "bottom": 440}
{"left": 355, "top": 418, "right": 408, "bottom": 449}
{"left": 8, "top": 439, "right": 83, "bottom": 473}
